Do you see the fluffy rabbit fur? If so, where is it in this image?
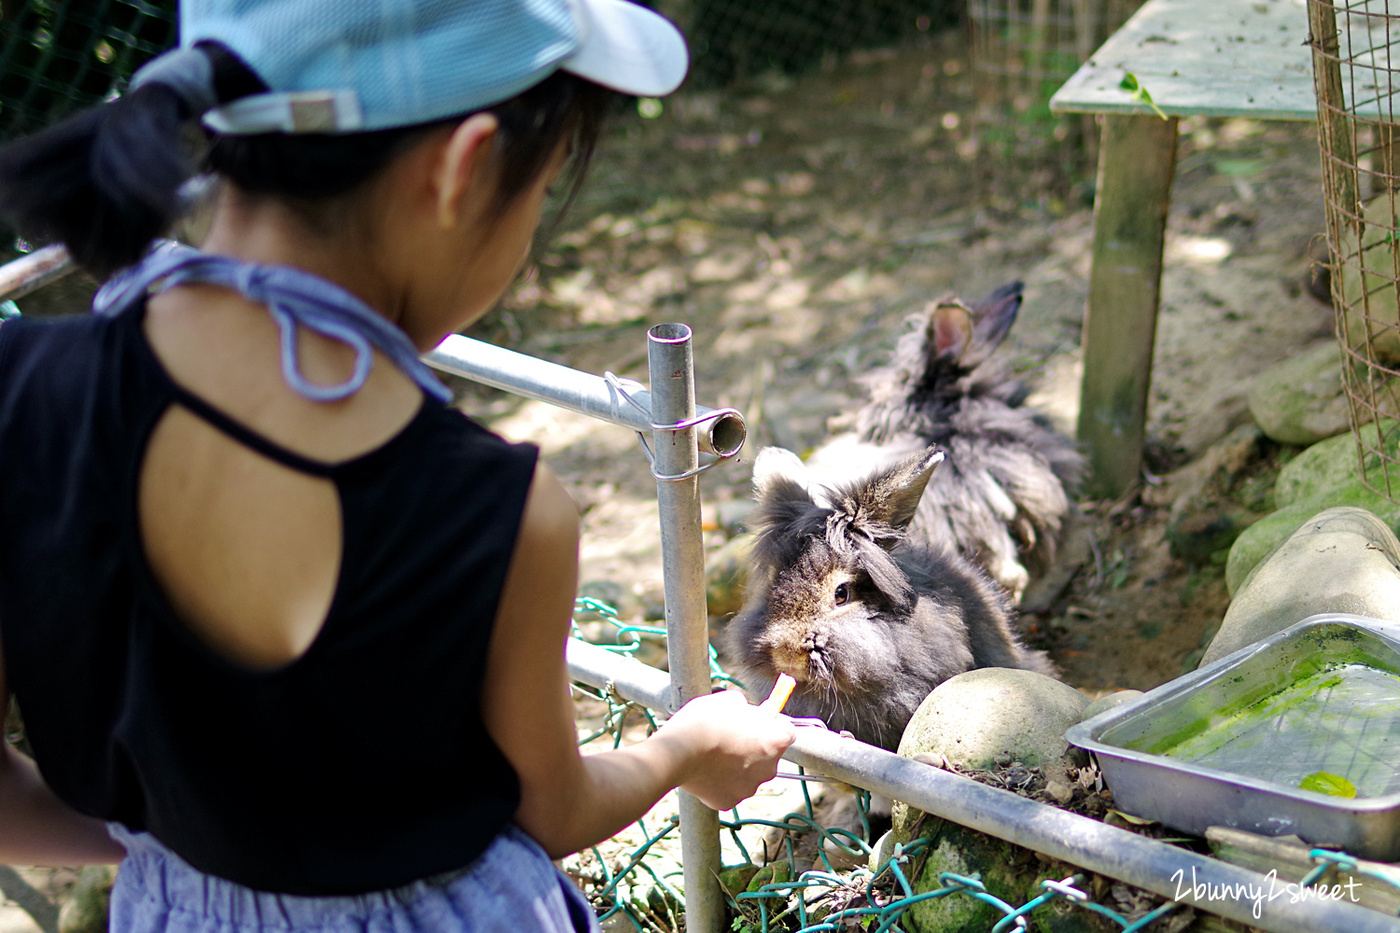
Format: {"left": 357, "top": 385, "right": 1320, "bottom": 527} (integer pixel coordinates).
{"left": 806, "top": 281, "right": 1083, "bottom": 601}
{"left": 724, "top": 446, "right": 1053, "bottom": 751}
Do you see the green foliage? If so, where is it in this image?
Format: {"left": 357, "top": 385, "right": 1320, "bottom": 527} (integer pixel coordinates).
{"left": 1118, "top": 72, "right": 1168, "bottom": 120}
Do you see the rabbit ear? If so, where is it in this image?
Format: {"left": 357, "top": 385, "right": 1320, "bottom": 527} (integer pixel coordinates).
{"left": 833, "top": 446, "right": 945, "bottom": 541}
{"left": 927, "top": 281, "right": 1024, "bottom": 370}
{"left": 752, "top": 446, "right": 811, "bottom": 500}
{"left": 866, "top": 446, "right": 945, "bottom": 530}
{"left": 967, "top": 280, "right": 1023, "bottom": 357}
{"left": 928, "top": 300, "right": 974, "bottom": 361}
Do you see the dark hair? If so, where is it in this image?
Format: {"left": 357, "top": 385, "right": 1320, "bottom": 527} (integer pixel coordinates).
{"left": 0, "top": 43, "right": 614, "bottom": 279}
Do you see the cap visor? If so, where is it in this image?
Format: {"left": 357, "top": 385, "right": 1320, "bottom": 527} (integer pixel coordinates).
{"left": 563, "top": 0, "right": 689, "bottom": 97}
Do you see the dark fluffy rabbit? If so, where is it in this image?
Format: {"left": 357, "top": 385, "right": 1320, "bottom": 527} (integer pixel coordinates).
{"left": 807, "top": 281, "right": 1084, "bottom": 601}
{"left": 724, "top": 446, "right": 1053, "bottom": 751}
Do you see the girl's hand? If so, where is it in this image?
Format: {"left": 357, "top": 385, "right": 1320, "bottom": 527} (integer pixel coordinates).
{"left": 654, "top": 689, "right": 796, "bottom": 811}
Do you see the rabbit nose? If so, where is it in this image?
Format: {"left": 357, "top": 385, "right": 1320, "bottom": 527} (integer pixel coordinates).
{"left": 769, "top": 647, "right": 809, "bottom": 682}
{"left": 765, "top": 641, "right": 812, "bottom": 683}
{"left": 760, "top": 626, "right": 825, "bottom": 682}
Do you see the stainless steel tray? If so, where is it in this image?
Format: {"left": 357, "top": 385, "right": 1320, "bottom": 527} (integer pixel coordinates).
{"left": 1066, "top": 613, "right": 1400, "bottom": 860}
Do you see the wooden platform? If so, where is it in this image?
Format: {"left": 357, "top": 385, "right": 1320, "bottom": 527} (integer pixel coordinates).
{"left": 1049, "top": 0, "right": 1318, "bottom": 496}
{"left": 1052, "top": 0, "right": 1315, "bottom": 121}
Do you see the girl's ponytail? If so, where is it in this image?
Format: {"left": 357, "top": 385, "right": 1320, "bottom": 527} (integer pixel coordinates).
{"left": 0, "top": 48, "right": 215, "bottom": 280}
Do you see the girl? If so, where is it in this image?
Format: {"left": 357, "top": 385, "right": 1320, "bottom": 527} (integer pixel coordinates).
{"left": 0, "top": 1, "right": 795, "bottom": 930}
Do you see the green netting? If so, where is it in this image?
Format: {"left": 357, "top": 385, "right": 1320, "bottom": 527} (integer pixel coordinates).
{"left": 0, "top": 0, "right": 176, "bottom": 142}
{"left": 570, "top": 599, "right": 1400, "bottom": 933}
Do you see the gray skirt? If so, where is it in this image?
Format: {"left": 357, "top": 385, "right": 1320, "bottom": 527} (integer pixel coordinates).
{"left": 107, "top": 824, "right": 599, "bottom": 933}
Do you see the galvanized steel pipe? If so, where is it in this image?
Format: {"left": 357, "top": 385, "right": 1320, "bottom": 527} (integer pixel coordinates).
{"left": 566, "top": 640, "right": 673, "bottom": 715}
{"left": 646, "top": 322, "right": 725, "bottom": 933}
{"left": 0, "top": 245, "right": 76, "bottom": 302}
{"left": 426, "top": 334, "right": 745, "bottom": 460}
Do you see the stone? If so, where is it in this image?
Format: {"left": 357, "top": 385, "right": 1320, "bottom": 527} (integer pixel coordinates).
{"left": 1274, "top": 420, "right": 1400, "bottom": 508}
{"left": 1044, "top": 780, "right": 1075, "bottom": 806}
{"left": 890, "top": 668, "right": 1089, "bottom": 840}
{"left": 1245, "top": 340, "right": 1351, "bottom": 446}
{"left": 1205, "top": 506, "right": 1400, "bottom": 666}
{"left": 897, "top": 820, "right": 1041, "bottom": 933}
{"left": 745, "top": 861, "right": 792, "bottom": 893}
{"left": 1165, "top": 509, "right": 1255, "bottom": 565}
{"left": 1337, "top": 196, "right": 1400, "bottom": 366}
{"left": 717, "top": 863, "right": 760, "bottom": 898}
{"left": 1079, "top": 690, "right": 1144, "bottom": 723}
{"left": 868, "top": 830, "right": 897, "bottom": 874}
{"left": 1224, "top": 483, "right": 1400, "bottom": 595}
{"left": 891, "top": 821, "right": 1113, "bottom": 933}
{"left": 894, "top": 668, "right": 1091, "bottom": 771}
{"left": 1160, "top": 424, "right": 1270, "bottom": 565}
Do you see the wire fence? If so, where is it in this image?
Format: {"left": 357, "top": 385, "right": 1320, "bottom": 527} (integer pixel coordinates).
{"left": 0, "top": 0, "right": 176, "bottom": 141}
{"left": 1310, "top": 0, "right": 1400, "bottom": 504}
{"left": 966, "top": 0, "right": 1141, "bottom": 197}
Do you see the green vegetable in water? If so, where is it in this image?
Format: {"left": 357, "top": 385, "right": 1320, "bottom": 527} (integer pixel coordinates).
{"left": 1299, "top": 771, "right": 1357, "bottom": 798}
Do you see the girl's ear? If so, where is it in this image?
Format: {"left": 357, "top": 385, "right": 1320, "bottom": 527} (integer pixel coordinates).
{"left": 433, "top": 112, "right": 501, "bottom": 229}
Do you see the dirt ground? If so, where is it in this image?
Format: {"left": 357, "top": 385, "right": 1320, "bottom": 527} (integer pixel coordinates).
{"left": 460, "top": 27, "right": 1334, "bottom": 697}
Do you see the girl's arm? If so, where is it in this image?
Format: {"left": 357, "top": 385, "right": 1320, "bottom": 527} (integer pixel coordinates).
{"left": 482, "top": 463, "right": 795, "bottom": 858}
{"left": 0, "top": 650, "right": 126, "bottom": 866}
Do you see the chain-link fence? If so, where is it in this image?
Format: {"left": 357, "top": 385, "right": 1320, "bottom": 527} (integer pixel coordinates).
{"left": 0, "top": 0, "right": 176, "bottom": 141}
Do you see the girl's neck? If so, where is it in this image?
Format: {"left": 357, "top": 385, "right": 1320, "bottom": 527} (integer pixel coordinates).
{"left": 197, "top": 187, "right": 404, "bottom": 328}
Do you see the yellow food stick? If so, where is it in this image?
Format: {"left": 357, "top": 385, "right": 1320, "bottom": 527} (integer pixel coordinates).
{"left": 760, "top": 673, "right": 796, "bottom": 713}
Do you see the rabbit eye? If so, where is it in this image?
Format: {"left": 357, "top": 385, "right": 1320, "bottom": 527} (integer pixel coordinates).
{"left": 833, "top": 582, "right": 850, "bottom": 606}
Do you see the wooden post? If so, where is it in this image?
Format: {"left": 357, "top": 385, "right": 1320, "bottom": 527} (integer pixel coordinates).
{"left": 1077, "top": 112, "right": 1179, "bottom": 498}
{"left": 1309, "top": 0, "right": 1360, "bottom": 218}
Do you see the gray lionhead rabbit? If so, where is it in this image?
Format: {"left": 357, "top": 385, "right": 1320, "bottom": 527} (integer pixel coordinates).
{"left": 724, "top": 446, "right": 1053, "bottom": 751}
{"left": 807, "top": 281, "right": 1084, "bottom": 602}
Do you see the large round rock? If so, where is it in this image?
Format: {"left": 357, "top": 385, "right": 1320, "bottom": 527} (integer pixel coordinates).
{"left": 895, "top": 668, "right": 1090, "bottom": 771}
{"left": 891, "top": 668, "right": 1089, "bottom": 840}
{"left": 886, "top": 671, "right": 1094, "bottom": 933}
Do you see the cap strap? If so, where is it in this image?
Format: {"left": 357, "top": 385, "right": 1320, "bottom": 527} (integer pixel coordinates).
{"left": 203, "top": 90, "right": 365, "bottom": 135}
{"left": 130, "top": 47, "right": 220, "bottom": 118}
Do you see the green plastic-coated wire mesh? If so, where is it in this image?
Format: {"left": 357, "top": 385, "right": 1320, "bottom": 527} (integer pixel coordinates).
{"left": 568, "top": 600, "right": 1400, "bottom": 933}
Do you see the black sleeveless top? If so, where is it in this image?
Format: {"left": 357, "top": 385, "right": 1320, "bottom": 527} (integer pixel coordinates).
{"left": 0, "top": 303, "right": 539, "bottom": 895}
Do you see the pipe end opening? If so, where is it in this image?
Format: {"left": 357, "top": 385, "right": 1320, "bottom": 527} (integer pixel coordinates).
{"left": 648, "top": 322, "right": 692, "bottom": 345}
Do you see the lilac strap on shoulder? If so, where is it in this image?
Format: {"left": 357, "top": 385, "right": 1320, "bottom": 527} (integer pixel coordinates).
{"left": 93, "top": 243, "right": 452, "bottom": 404}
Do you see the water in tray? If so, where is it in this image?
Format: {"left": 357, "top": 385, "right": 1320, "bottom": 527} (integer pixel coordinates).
{"left": 1159, "top": 663, "right": 1400, "bottom": 798}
